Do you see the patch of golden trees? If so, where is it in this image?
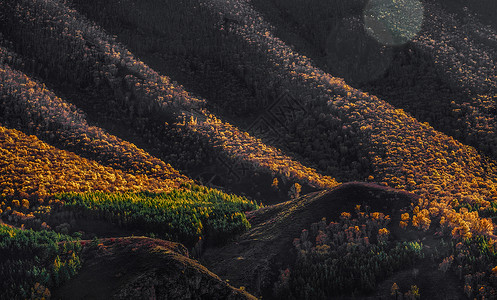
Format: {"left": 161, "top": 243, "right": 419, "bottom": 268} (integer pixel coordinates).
{"left": 0, "top": 125, "right": 170, "bottom": 204}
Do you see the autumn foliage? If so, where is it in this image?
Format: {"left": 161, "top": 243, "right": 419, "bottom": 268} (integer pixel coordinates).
{"left": 1, "top": 0, "right": 497, "bottom": 298}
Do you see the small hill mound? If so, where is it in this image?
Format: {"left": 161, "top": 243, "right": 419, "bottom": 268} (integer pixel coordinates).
{"left": 53, "top": 237, "right": 256, "bottom": 299}
{"left": 201, "top": 182, "right": 416, "bottom": 296}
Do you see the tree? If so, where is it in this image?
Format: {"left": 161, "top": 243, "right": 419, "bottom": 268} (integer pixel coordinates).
{"left": 289, "top": 183, "right": 302, "bottom": 199}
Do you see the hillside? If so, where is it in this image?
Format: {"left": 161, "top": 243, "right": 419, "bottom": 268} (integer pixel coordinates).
{"left": 0, "top": 54, "right": 189, "bottom": 184}
{"left": 65, "top": 0, "right": 497, "bottom": 235}
{"left": 1, "top": 0, "right": 497, "bottom": 299}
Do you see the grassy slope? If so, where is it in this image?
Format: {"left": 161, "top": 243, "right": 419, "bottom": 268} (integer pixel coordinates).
{"left": 52, "top": 237, "right": 256, "bottom": 299}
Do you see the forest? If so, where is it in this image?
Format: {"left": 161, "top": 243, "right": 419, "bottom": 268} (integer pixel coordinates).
{"left": 1, "top": 0, "right": 497, "bottom": 298}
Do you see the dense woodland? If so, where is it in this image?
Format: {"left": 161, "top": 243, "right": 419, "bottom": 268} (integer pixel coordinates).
{"left": 1, "top": 0, "right": 497, "bottom": 298}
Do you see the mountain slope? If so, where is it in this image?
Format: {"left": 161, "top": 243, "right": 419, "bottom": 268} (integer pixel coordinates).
{"left": 0, "top": 0, "right": 338, "bottom": 202}
{"left": 251, "top": 0, "right": 497, "bottom": 160}
{"left": 0, "top": 125, "right": 170, "bottom": 200}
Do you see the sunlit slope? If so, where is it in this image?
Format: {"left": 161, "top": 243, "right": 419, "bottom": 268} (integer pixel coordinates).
{"left": 0, "top": 0, "right": 338, "bottom": 198}
{"left": 192, "top": 0, "right": 497, "bottom": 199}
{"left": 0, "top": 46, "right": 190, "bottom": 185}
{"left": 196, "top": 0, "right": 497, "bottom": 192}
{"left": 0, "top": 126, "right": 172, "bottom": 200}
